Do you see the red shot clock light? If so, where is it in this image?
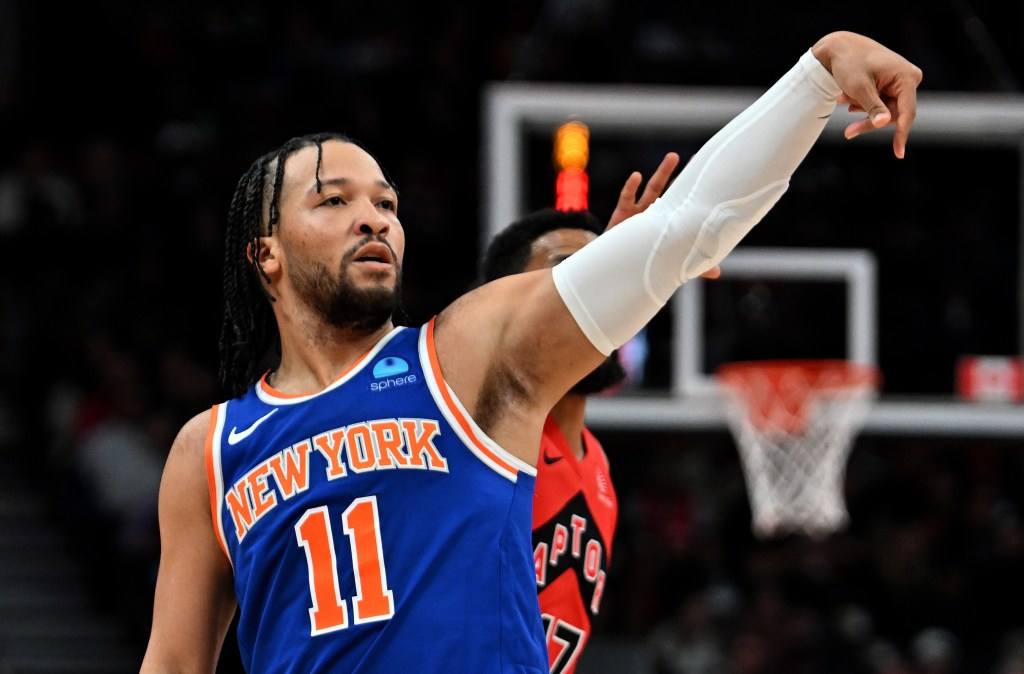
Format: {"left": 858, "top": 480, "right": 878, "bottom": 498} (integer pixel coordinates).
{"left": 553, "top": 120, "right": 589, "bottom": 211}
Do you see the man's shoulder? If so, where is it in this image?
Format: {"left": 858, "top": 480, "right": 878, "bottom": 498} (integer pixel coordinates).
{"left": 171, "top": 407, "right": 215, "bottom": 462}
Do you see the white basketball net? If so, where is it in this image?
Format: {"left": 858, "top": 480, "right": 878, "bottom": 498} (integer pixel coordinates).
{"left": 717, "top": 361, "right": 879, "bottom": 540}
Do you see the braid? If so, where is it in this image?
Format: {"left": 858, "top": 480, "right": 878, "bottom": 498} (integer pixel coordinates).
{"left": 217, "top": 132, "right": 399, "bottom": 398}
{"left": 218, "top": 157, "right": 277, "bottom": 398}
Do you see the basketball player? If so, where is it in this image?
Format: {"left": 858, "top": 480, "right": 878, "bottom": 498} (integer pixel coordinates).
{"left": 141, "top": 31, "right": 922, "bottom": 673}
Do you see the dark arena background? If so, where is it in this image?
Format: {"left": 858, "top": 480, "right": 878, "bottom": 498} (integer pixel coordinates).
{"left": 1, "top": 1, "right": 1023, "bottom": 672}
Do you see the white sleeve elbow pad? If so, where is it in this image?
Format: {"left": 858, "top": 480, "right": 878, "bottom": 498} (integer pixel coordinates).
{"left": 552, "top": 49, "right": 841, "bottom": 355}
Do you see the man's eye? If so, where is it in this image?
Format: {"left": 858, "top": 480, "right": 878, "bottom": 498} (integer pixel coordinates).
{"left": 378, "top": 199, "right": 396, "bottom": 211}
{"left": 325, "top": 196, "right": 344, "bottom": 206}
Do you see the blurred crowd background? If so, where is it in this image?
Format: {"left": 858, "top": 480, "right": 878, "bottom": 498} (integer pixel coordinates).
{"left": 0, "top": 1, "right": 1022, "bottom": 672}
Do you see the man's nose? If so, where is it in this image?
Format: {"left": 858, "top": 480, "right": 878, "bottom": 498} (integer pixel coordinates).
{"left": 355, "top": 200, "right": 390, "bottom": 235}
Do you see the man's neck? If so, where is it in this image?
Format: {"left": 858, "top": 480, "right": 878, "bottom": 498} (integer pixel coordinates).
{"left": 274, "top": 321, "right": 395, "bottom": 393}
{"left": 548, "top": 392, "right": 588, "bottom": 460}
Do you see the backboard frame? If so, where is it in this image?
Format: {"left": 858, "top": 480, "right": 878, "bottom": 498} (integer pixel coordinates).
{"left": 481, "top": 81, "right": 1024, "bottom": 437}
{"left": 677, "top": 248, "right": 877, "bottom": 397}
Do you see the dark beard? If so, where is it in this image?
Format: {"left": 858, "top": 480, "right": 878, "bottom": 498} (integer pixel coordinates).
{"left": 322, "top": 274, "right": 401, "bottom": 331}
{"left": 292, "top": 253, "right": 401, "bottom": 333}
{"left": 571, "top": 350, "right": 627, "bottom": 395}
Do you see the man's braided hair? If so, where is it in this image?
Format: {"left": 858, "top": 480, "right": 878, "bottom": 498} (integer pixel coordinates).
{"left": 217, "top": 132, "right": 397, "bottom": 398}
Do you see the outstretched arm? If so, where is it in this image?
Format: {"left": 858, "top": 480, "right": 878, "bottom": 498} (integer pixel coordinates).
{"left": 549, "top": 32, "right": 921, "bottom": 358}
{"left": 436, "top": 32, "right": 921, "bottom": 466}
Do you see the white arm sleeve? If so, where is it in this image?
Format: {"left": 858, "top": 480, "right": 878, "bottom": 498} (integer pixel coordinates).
{"left": 552, "top": 49, "right": 843, "bottom": 355}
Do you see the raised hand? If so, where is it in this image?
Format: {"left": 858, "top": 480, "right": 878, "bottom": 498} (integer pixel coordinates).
{"left": 606, "top": 151, "right": 720, "bottom": 279}
{"left": 607, "top": 151, "right": 680, "bottom": 230}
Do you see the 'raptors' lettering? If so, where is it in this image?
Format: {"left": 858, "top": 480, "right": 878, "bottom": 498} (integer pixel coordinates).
{"left": 534, "top": 507, "right": 609, "bottom": 615}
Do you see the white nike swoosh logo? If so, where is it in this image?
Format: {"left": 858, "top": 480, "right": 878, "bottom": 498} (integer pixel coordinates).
{"left": 227, "top": 409, "right": 279, "bottom": 445}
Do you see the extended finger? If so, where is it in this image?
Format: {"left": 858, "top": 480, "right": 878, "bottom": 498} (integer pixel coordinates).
{"left": 890, "top": 76, "right": 921, "bottom": 159}
{"left": 619, "top": 171, "right": 642, "bottom": 202}
{"left": 637, "top": 152, "right": 680, "bottom": 207}
{"left": 607, "top": 171, "right": 644, "bottom": 229}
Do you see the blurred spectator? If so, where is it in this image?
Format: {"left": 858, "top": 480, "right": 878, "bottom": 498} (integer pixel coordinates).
{"left": 910, "top": 627, "right": 961, "bottom": 674}
{"left": 0, "top": 140, "right": 84, "bottom": 237}
{"left": 648, "top": 588, "right": 730, "bottom": 674}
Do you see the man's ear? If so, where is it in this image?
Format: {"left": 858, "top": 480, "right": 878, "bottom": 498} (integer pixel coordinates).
{"left": 247, "top": 236, "right": 280, "bottom": 275}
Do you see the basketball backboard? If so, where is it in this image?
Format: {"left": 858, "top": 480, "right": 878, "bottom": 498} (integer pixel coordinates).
{"left": 481, "top": 81, "right": 1024, "bottom": 436}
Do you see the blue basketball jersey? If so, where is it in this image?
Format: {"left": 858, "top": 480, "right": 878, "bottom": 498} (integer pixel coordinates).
{"left": 206, "top": 320, "right": 547, "bottom": 673}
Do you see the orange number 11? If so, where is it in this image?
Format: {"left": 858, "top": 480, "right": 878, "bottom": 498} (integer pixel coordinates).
{"left": 294, "top": 496, "right": 395, "bottom": 635}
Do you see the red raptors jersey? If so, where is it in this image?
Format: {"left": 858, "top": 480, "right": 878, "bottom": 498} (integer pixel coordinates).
{"left": 533, "top": 415, "right": 618, "bottom": 674}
